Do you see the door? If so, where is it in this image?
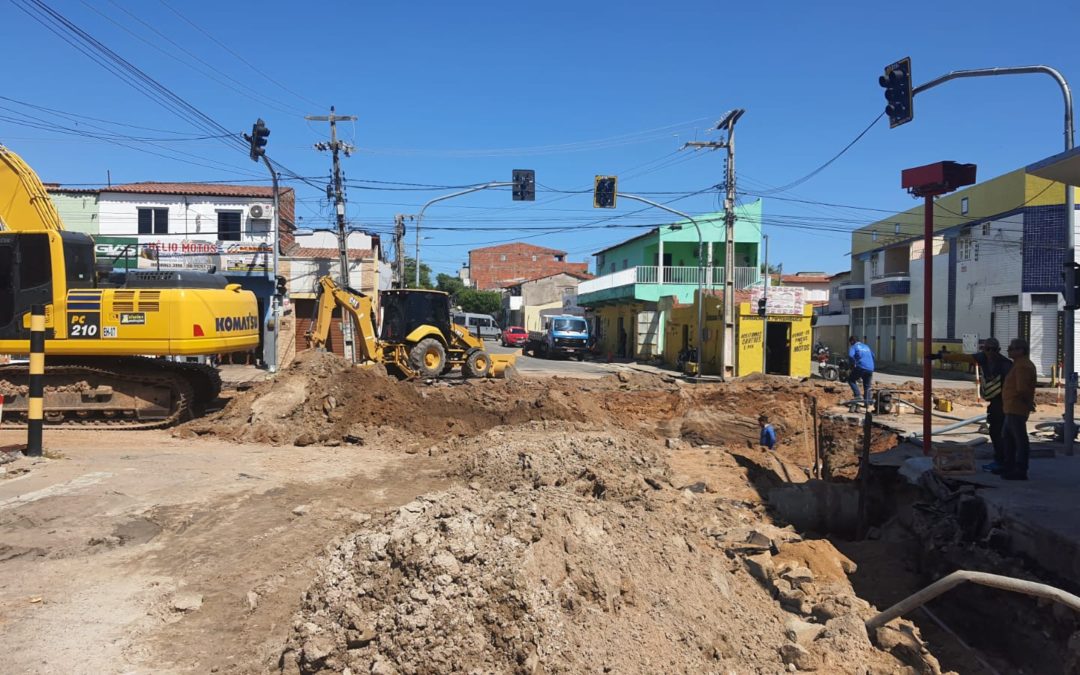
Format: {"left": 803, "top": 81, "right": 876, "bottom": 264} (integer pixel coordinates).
{"left": 992, "top": 296, "right": 1019, "bottom": 350}
{"left": 765, "top": 321, "right": 791, "bottom": 375}
{"left": 1029, "top": 295, "right": 1058, "bottom": 377}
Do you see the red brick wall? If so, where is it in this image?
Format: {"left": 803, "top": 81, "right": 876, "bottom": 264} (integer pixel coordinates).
{"left": 469, "top": 243, "right": 588, "bottom": 290}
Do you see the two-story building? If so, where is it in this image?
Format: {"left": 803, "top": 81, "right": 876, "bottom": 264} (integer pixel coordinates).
{"left": 847, "top": 168, "right": 1070, "bottom": 376}
{"left": 576, "top": 201, "right": 763, "bottom": 363}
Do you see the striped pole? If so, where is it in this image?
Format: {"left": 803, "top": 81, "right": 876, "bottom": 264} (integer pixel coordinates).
{"left": 26, "top": 304, "right": 45, "bottom": 457}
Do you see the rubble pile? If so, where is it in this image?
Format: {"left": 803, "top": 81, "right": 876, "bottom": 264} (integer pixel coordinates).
{"left": 283, "top": 428, "right": 944, "bottom": 674}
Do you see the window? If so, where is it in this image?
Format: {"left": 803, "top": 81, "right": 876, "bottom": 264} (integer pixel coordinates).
{"left": 961, "top": 197, "right": 969, "bottom": 215}
{"left": 137, "top": 208, "right": 168, "bottom": 235}
{"left": 893, "top": 304, "right": 908, "bottom": 326}
{"left": 247, "top": 217, "right": 270, "bottom": 238}
{"left": 217, "top": 211, "right": 242, "bottom": 241}
{"left": 556, "top": 255, "right": 565, "bottom": 262}
{"left": 500, "top": 254, "right": 507, "bottom": 262}
{"left": 851, "top": 308, "right": 863, "bottom": 338}
{"left": 531, "top": 255, "right": 537, "bottom": 262}
{"left": 894, "top": 222, "right": 901, "bottom": 234}
{"left": 869, "top": 254, "right": 878, "bottom": 277}
{"left": 622, "top": 259, "right": 628, "bottom": 270}
{"left": 982, "top": 222, "right": 991, "bottom": 236}
{"left": 958, "top": 237, "right": 979, "bottom": 262}
{"left": 871, "top": 231, "right": 878, "bottom": 241}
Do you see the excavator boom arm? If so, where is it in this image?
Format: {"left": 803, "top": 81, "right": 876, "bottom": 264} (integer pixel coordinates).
{"left": 308, "top": 275, "right": 382, "bottom": 361}
{"left": 0, "top": 145, "right": 66, "bottom": 232}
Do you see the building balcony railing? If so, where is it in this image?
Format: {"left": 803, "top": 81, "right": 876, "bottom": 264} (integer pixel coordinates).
{"left": 578, "top": 265, "right": 760, "bottom": 296}
{"left": 870, "top": 273, "right": 911, "bottom": 297}
{"left": 838, "top": 282, "right": 865, "bottom": 301}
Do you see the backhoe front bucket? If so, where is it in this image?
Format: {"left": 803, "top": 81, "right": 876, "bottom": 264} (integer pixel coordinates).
{"left": 489, "top": 354, "right": 517, "bottom": 378}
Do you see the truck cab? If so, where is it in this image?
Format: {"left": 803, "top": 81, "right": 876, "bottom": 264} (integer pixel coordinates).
{"left": 526, "top": 314, "right": 590, "bottom": 360}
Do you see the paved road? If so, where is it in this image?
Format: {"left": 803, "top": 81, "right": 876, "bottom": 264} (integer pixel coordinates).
{"left": 485, "top": 340, "right": 617, "bottom": 378}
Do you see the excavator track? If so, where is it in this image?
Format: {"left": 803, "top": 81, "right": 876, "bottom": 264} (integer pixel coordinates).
{"left": 0, "top": 357, "right": 221, "bottom": 430}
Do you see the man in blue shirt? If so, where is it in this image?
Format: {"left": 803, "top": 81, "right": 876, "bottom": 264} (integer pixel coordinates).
{"left": 759, "top": 414, "right": 777, "bottom": 451}
{"left": 848, "top": 336, "right": 876, "bottom": 408}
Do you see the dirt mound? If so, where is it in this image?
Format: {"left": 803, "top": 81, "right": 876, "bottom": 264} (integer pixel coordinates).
{"left": 283, "top": 423, "right": 943, "bottom": 675}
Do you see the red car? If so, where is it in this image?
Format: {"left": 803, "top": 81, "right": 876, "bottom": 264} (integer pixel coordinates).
{"left": 501, "top": 326, "right": 528, "bottom": 347}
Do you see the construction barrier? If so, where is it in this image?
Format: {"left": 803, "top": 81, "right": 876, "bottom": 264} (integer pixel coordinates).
{"left": 26, "top": 304, "right": 44, "bottom": 457}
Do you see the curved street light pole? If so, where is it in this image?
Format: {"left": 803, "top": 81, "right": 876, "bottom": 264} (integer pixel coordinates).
{"left": 412, "top": 182, "right": 512, "bottom": 287}
{"left": 617, "top": 194, "right": 705, "bottom": 378}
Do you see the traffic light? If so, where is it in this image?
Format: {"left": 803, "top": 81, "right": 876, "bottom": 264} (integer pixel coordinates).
{"left": 757, "top": 297, "right": 767, "bottom": 317}
{"left": 879, "top": 57, "right": 913, "bottom": 128}
{"left": 594, "top": 175, "right": 617, "bottom": 208}
{"left": 275, "top": 274, "right": 288, "bottom": 297}
{"left": 246, "top": 118, "right": 270, "bottom": 161}
{"left": 1065, "top": 262, "right": 1080, "bottom": 311}
{"left": 512, "top": 169, "right": 535, "bottom": 201}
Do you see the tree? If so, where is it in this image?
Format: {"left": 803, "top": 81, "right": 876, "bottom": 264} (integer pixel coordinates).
{"left": 436, "top": 273, "right": 465, "bottom": 297}
{"left": 456, "top": 289, "right": 502, "bottom": 315}
{"left": 403, "top": 257, "right": 433, "bottom": 289}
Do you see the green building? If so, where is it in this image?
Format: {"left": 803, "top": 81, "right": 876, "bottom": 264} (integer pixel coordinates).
{"left": 577, "top": 200, "right": 764, "bottom": 362}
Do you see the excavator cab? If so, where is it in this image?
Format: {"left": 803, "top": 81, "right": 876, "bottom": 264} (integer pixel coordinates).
{"left": 0, "top": 231, "right": 95, "bottom": 341}
{"left": 379, "top": 289, "right": 452, "bottom": 343}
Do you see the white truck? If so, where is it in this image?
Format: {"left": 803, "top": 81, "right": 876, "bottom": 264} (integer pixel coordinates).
{"left": 525, "top": 314, "right": 590, "bottom": 360}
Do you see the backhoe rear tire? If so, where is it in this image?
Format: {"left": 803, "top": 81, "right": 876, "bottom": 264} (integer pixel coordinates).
{"left": 463, "top": 350, "right": 491, "bottom": 379}
{"left": 409, "top": 338, "right": 447, "bottom": 378}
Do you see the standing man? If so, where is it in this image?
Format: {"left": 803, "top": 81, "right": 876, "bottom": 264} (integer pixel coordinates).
{"left": 935, "top": 338, "right": 1012, "bottom": 472}
{"left": 847, "top": 336, "right": 875, "bottom": 409}
{"left": 1000, "top": 338, "right": 1037, "bottom": 481}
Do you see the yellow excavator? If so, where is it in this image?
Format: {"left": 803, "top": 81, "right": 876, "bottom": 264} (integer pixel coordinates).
{"left": 0, "top": 144, "right": 262, "bottom": 427}
{"left": 307, "top": 275, "right": 516, "bottom": 378}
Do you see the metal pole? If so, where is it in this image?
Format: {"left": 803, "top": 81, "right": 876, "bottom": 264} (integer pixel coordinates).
{"left": 26, "top": 305, "right": 45, "bottom": 457}
{"left": 412, "top": 182, "right": 515, "bottom": 288}
{"left": 617, "top": 194, "right": 703, "bottom": 377}
{"left": 762, "top": 234, "right": 769, "bottom": 375}
{"left": 922, "top": 194, "right": 934, "bottom": 456}
{"left": 260, "top": 155, "right": 280, "bottom": 373}
{"left": 912, "top": 64, "right": 1074, "bottom": 453}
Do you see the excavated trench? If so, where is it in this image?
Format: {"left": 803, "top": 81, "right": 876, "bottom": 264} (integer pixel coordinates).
{"left": 759, "top": 414, "right": 1080, "bottom": 674}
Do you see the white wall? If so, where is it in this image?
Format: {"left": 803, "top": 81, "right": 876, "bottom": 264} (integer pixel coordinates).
{"left": 907, "top": 237, "right": 951, "bottom": 340}
{"left": 294, "top": 230, "right": 373, "bottom": 250}
{"left": 953, "top": 214, "right": 1024, "bottom": 340}
{"left": 97, "top": 193, "right": 275, "bottom": 273}
{"left": 287, "top": 258, "right": 367, "bottom": 297}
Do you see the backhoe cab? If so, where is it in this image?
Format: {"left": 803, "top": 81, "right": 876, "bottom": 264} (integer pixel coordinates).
{"left": 306, "top": 276, "right": 515, "bottom": 379}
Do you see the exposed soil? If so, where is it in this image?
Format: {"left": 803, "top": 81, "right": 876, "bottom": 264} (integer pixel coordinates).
{"left": 5, "top": 353, "right": 968, "bottom": 674}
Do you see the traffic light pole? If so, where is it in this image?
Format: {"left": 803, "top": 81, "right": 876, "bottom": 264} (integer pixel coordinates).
{"left": 259, "top": 154, "right": 280, "bottom": 374}
{"left": 412, "top": 182, "right": 513, "bottom": 287}
{"left": 909, "top": 65, "right": 1074, "bottom": 453}
{"left": 616, "top": 194, "right": 704, "bottom": 378}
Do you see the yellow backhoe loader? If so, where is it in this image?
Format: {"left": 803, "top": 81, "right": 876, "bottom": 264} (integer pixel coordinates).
{"left": 0, "top": 144, "right": 262, "bottom": 427}
{"left": 306, "top": 275, "right": 515, "bottom": 378}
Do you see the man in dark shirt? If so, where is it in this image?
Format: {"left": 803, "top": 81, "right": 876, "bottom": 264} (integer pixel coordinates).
{"left": 938, "top": 337, "right": 1012, "bottom": 473}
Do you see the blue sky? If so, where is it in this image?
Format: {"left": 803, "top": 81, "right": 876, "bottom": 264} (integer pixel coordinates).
{"left": 4, "top": 0, "right": 1079, "bottom": 277}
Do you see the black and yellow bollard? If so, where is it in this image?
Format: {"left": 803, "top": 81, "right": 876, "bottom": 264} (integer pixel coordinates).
{"left": 26, "top": 304, "right": 45, "bottom": 457}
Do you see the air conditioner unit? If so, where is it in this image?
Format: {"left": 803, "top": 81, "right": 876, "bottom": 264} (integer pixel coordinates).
{"left": 248, "top": 203, "right": 272, "bottom": 219}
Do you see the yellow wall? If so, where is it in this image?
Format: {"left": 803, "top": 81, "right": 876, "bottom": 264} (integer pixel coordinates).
{"left": 659, "top": 292, "right": 724, "bottom": 375}
{"left": 849, "top": 169, "right": 1064, "bottom": 257}
{"left": 524, "top": 301, "right": 562, "bottom": 331}
{"left": 594, "top": 303, "right": 651, "bottom": 358}
{"left": 735, "top": 302, "right": 813, "bottom": 378}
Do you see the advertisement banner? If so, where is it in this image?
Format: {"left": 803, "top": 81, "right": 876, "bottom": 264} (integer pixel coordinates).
{"left": 749, "top": 287, "right": 807, "bottom": 315}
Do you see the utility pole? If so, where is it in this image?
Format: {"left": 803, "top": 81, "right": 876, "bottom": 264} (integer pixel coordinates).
{"left": 306, "top": 106, "right": 358, "bottom": 361}
{"left": 762, "top": 234, "right": 769, "bottom": 376}
{"left": 393, "top": 214, "right": 406, "bottom": 289}
{"left": 682, "top": 108, "right": 746, "bottom": 381}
